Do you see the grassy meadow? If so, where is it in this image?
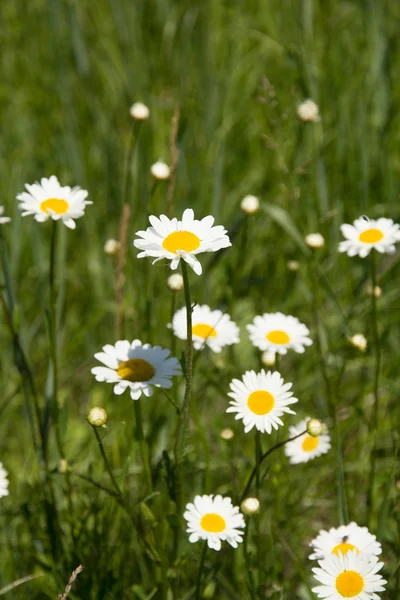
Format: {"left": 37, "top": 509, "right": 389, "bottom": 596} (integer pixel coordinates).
{"left": 1, "top": 0, "right": 400, "bottom": 598}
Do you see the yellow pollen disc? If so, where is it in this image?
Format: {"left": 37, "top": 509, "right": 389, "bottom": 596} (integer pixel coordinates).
{"left": 359, "top": 228, "right": 384, "bottom": 244}
{"left": 162, "top": 231, "right": 201, "bottom": 254}
{"left": 332, "top": 543, "right": 359, "bottom": 557}
{"left": 247, "top": 390, "right": 275, "bottom": 415}
{"left": 192, "top": 323, "right": 217, "bottom": 339}
{"left": 335, "top": 571, "right": 364, "bottom": 597}
{"left": 301, "top": 435, "right": 319, "bottom": 452}
{"left": 266, "top": 330, "right": 290, "bottom": 345}
{"left": 117, "top": 358, "right": 155, "bottom": 382}
{"left": 200, "top": 513, "right": 226, "bottom": 533}
{"left": 40, "top": 198, "right": 69, "bottom": 214}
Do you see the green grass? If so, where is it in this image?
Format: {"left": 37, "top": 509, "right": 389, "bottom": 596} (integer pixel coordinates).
{"left": 1, "top": 0, "right": 400, "bottom": 598}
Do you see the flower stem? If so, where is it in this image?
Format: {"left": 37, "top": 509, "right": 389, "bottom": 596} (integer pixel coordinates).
{"left": 173, "top": 261, "right": 194, "bottom": 509}
{"left": 195, "top": 541, "right": 207, "bottom": 600}
{"left": 367, "top": 253, "right": 382, "bottom": 522}
{"left": 134, "top": 400, "right": 153, "bottom": 494}
{"left": 92, "top": 426, "right": 123, "bottom": 498}
{"left": 255, "top": 431, "right": 262, "bottom": 595}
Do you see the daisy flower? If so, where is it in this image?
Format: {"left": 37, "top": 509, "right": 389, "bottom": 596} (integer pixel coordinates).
{"left": 0, "top": 206, "right": 11, "bottom": 225}
{"left": 309, "top": 522, "right": 382, "bottom": 561}
{"left": 91, "top": 340, "right": 181, "bottom": 400}
{"left": 16, "top": 175, "right": 91, "bottom": 229}
{"left": 184, "top": 494, "right": 245, "bottom": 551}
{"left": 0, "top": 463, "right": 9, "bottom": 498}
{"left": 133, "top": 208, "right": 231, "bottom": 275}
{"left": 339, "top": 216, "right": 400, "bottom": 258}
{"left": 312, "top": 550, "right": 386, "bottom": 599}
{"left": 247, "top": 312, "right": 312, "bottom": 355}
{"left": 285, "top": 418, "right": 331, "bottom": 465}
{"left": 227, "top": 369, "right": 298, "bottom": 434}
{"left": 172, "top": 304, "right": 240, "bottom": 352}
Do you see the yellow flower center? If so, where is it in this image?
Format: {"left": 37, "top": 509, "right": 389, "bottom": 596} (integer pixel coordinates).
{"left": 117, "top": 358, "right": 155, "bottom": 382}
{"left": 40, "top": 198, "right": 69, "bottom": 214}
{"left": 266, "top": 330, "right": 290, "bottom": 345}
{"left": 200, "top": 513, "right": 226, "bottom": 533}
{"left": 192, "top": 323, "right": 217, "bottom": 339}
{"left": 358, "top": 228, "right": 384, "bottom": 244}
{"left": 335, "top": 571, "right": 364, "bottom": 597}
{"left": 332, "top": 543, "right": 359, "bottom": 557}
{"left": 247, "top": 390, "right": 275, "bottom": 415}
{"left": 301, "top": 435, "right": 319, "bottom": 452}
{"left": 162, "top": 231, "right": 201, "bottom": 254}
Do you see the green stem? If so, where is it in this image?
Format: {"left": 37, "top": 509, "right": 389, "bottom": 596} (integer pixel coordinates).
{"left": 274, "top": 353, "right": 280, "bottom": 372}
{"left": 173, "top": 261, "right": 194, "bottom": 511}
{"left": 134, "top": 400, "right": 153, "bottom": 494}
{"left": 255, "top": 432, "right": 262, "bottom": 596}
{"left": 240, "top": 431, "right": 306, "bottom": 504}
{"left": 366, "top": 253, "right": 381, "bottom": 522}
{"left": 195, "top": 542, "right": 207, "bottom": 600}
{"left": 92, "top": 426, "right": 123, "bottom": 498}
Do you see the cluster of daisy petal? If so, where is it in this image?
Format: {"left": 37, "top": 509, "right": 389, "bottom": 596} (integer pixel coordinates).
{"left": 310, "top": 522, "right": 386, "bottom": 599}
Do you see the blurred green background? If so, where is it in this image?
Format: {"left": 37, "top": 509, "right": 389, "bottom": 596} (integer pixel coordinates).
{"left": 1, "top": 0, "right": 399, "bottom": 598}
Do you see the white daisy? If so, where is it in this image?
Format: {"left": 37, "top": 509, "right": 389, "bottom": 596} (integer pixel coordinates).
{"left": 16, "top": 175, "right": 91, "bottom": 229}
{"left": 226, "top": 369, "right": 298, "bottom": 434}
{"left": 91, "top": 340, "right": 181, "bottom": 400}
{"left": 133, "top": 208, "right": 231, "bottom": 275}
{"left": 247, "top": 312, "right": 312, "bottom": 355}
{"left": 285, "top": 418, "right": 331, "bottom": 465}
{"left": 312, "top": 550, "right": 386, "bottom": 599}
{"left": 0, "top": 206, "right": 11, "bottom": 225}
{"left": 339, "top": 216, "right": 400, "bottom": 258}
{"left": 184, "top": 494, "right": 245, "bottom": 551}
{"left": 0, "top": 463, "right": 9, "bottom": 498}
{"left": 309, "top": 522, "right": 382, "bottom": 561}
{"left": 172, "top": 304, "right": 240, "bottom": 353}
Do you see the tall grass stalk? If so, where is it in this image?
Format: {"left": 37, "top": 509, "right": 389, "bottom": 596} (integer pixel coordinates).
{"left": 134, "top": 399, "right": 153, "bottom": 494}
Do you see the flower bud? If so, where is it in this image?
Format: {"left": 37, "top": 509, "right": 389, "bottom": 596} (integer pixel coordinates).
{"left": 297, "top": 99, "right": 320, "bottom": 122}
{"left": 305, "top": 233, "right": 325, "bottom": 249}
{"left": 287, "top": 260, "right": 300, "bottom": 271}
{"left": 58, "top": 459, "right": 69, "bottom": 473}
{"left": 167, "top": 273, "right": 184, "bottom": 291}
{"left": 241, "top": 497, "right": 260, "bottom": 515}
{"left": 87, "top": 407, "right": 108, "bottom": 427}
{"left": 220, "top": 428, "right": 234, "bottom": 441}
{"left": 367, "top": 285, "right": 382, "bottom": 298}
{"left": 104, "top": 239, "right": 121, "bottom": 255}
{"left": 240, "top": 195, "right": 260, "bottom": 215}
{"left": 130, "top": 102, "right": 150, "bottom": 120}
{"left": 151, "top": 161, "right": 170, "bottom": 180}
{"left": 307, "top": 418, "right": 327, "bottom": 437}
{"left": 349, "top": 334, "right": 367, "bottom": 352}
{"left": 262, "top": 350, "right": 276, "bottom": 366}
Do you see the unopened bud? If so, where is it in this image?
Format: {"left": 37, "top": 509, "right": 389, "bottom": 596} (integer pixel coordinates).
{"left": 307, "top": 419, "right": 327, "bottom": 437}
{"left": 297, "top": 99, "right": 320, "bottom": 123}
{"left": 151, "top": 161, "right": 170, "bottom": 180}
{"left": 240, "top": 195, "right": 260, "bottom": 215}
{"left": 349, "top": 334, "right": 367, "bottom": 352}
{"left": 367, "top": 285, "right": 382, "bottom": 298}
{"left": 130, "top": 102, "right": 150, "bottom": 120}
{"left": 287, "top": 260, "right": 300, "bottom": 271}
{"left": 58, "top": 459, "right": 69, "bottom": 473}
{"left": 104, "top": 239, "right": 121, "bottom": 255}
{"left": 167, "top": 273, "right": 184, "bottom": 291}
{"left": 305, "top": 233, "right": 325, "bottom": 249}
{"left": 220, "top": 428, "right": 234, "bottom": 441}
{"left": 241, "top": 497, "right": 260, "bottom": 515}
{"left": 262, "top": 350, "right": 276, "bottom": 366}
{"left": 88, "top": 407, "right": 108, "bottom": 427}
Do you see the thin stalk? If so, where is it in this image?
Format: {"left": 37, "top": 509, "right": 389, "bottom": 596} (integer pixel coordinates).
{"left": 173, "top": 261, "right": 194, "bottom": 511}
{"left": 195, "top": 542, "right": 207, "bottom": 600}
{"left": 240, "top": 431, "right": 307, "bottom": 504}
{"left": 92, "top": 426, "right": 123, "bottom": 498}
{"left": 255, "top": 432, "right": 262, "bottom": 596}
{"left": 134, "top": 400, "right": 153, "bottom": 494}
{"left": 366, "top": 253, "right": 382, "bottom": 522}
{"left": 243, "top": 519, "right": 257, "bottom": 600}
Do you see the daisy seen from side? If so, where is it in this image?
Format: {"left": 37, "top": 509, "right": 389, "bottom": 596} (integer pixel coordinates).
{"left": 227, "top": 369, "right": 298, "bottom": 434}
{"left": 172, "top": 304, "right": 240, "bottom": 352}
{"left": 339, "top": 216, "right": 400, "bottom": 258}
{"left": 16, "top": 176, "right": 91, "bottom": 229}
{"left": 0, "top": 206, "right": 11, "bottom": 225}
{"left": 0, "top": 463, "right": 9, "bottom": 498}
{"left": 285, "top": 418, "right": 331, "bottom": 465}
{"left": 247, "top": 312, "right": 312, "bottom": 355}
{"left": 309, "top": 522, "right": 382, "bottom": 561}
{"left": 312, "top": 550, "right": 386, "bottom": 599}
{"left": 91, "top": 340, "right": 181, "bottom": 400}
{"left": 184, "top": 494, "right": 245, "bottom": 551}
{"left": 133, "top": 208, "right": 231, "bottom": 275}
